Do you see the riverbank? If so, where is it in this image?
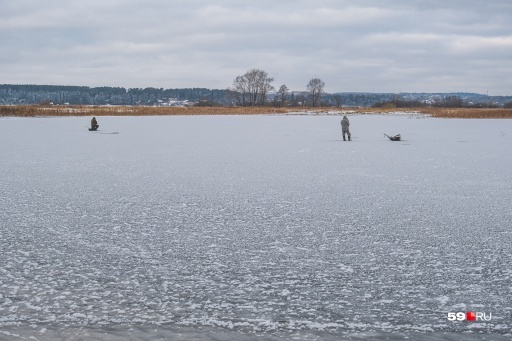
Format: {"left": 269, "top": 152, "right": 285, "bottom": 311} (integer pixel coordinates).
{"left": 1, "top": 105, "right": 511, "bottom": 118}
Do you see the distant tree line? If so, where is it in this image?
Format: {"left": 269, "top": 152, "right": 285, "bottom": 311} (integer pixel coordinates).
{"left": 0, "top": 85, "right": 229, "bottom": 106}
{"left": 1, "top": 83, "right": 511, "bottom": 108}
{"left": 373, "top": 95, "right": 512, "bottom": 109}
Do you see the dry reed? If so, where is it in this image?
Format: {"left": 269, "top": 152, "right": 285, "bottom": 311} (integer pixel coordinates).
{"left": 1, "top": 105, "right": 511, "bottom": 119}
{"left": 417, "top": 107, "right": 512, "bottom": 119}
{"left": 0, "top": 105, "right": 304, "bottom": 117}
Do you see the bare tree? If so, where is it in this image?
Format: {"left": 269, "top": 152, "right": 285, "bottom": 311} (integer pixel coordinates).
{"left": 276, "top": 84, "right": 289, "bottom": 106}
{"left": 231, "top": 75, "right": 249, "bottom": 106}
{"left": 258, "top": 72, "right": 275, "bottom": 106}
{"left": 306, "top": 78, "right": 325, "bottom": 107}
{"left": 244, "top": 70, "right": 259, "bottom": 105}
{"left": 231, "top": 69, "right": 274, "bottom": 106}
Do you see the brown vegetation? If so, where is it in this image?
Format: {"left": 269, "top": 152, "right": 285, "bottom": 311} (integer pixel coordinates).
{"left": 417, "top": 107, "right": 512, "bottom": 119}
{"left": 0, "top": 105, "right": 298, "bottom": 117}
{"left": 1, "top": 105, "right": 511, "bottom": 119}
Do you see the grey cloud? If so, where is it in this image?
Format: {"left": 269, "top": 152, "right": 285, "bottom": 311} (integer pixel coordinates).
{"left": 1, "top": 0, "right": 511, "bottom": 94}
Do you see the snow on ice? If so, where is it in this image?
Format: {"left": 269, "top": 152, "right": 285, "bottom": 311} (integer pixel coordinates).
{"left": 0, "top": 114, "right": 511, "bottom": 340}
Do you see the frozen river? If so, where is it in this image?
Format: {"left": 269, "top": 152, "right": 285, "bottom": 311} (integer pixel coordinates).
{"left": 1, "top": 114, "right": 511, "bottom": 340}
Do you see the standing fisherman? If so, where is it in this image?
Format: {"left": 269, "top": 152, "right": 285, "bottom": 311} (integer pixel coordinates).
{"left": 341, "top": 116, "right": 351, "bottom": 141}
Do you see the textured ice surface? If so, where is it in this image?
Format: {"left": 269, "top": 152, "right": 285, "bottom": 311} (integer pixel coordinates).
{"left": 1, "top": 114, "right": 511, "bottom": 340}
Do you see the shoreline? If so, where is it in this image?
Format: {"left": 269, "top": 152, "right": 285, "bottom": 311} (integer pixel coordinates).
{"left": 1, "top": 105, "right": 512, "bottom": 119}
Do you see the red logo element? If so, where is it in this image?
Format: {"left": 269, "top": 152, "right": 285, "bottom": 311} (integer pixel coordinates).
{"left": 466, "top": 311, "right": 476, "bottom": 321}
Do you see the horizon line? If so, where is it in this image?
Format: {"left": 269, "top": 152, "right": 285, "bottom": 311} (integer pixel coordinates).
{"left": 1, "top": 84, "right": 510, "bottom": 97}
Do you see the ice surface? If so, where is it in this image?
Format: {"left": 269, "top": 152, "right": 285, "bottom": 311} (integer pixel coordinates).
{"left": 0, "top": 114, "right": 511, "bottom": 340}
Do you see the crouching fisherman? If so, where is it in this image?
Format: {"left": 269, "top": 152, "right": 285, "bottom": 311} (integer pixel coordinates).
{"left": 90, "top": 117, "right": 99, "bottom": 131}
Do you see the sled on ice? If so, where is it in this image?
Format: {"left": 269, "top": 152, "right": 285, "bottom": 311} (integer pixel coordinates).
{"left": 384, "top": 133, "right": 401, "bottom": 141}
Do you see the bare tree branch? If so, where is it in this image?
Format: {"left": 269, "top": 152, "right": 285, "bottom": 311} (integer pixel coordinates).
{"left": 306, "top": 78, "right": 325, "bottom": 107}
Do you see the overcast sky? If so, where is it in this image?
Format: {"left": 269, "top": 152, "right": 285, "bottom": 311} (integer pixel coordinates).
{"left": 1, "top": 0, "right": 511, "bottom": 95}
